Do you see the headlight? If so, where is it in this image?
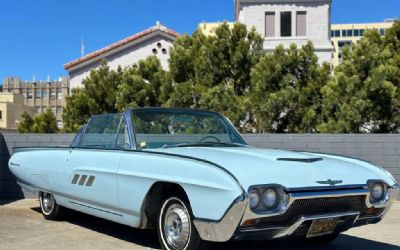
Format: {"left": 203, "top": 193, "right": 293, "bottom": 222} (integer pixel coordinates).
{"left": 248, "top": 185, "right": 289, "bottom": 212}
{"left": 371, "top": 183, "right": 384, "bottom": 200}
{"left": 368, "top": 181, "right": 389, "bottom": 204}
{"left": 249, "top": 188, "right": 260, "bottom": 209}
{"left": 262, "top": 188, "right": 278, "bottom": 208}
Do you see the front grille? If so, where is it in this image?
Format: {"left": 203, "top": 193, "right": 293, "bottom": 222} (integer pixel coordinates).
{"left": 251, "top": 195, "right": 382, "bottom": 228}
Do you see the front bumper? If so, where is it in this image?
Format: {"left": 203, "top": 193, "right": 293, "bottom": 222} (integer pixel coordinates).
{"left": 193, "top": 183, "right": 399, "bottom": 242}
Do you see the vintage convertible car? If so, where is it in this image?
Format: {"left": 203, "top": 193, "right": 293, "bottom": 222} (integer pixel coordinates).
{"left": 9, "top": 108, "right": 399, "bottom": 250}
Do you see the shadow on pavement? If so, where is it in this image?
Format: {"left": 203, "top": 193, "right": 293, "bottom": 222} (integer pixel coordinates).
{"left": 30, "top": 206, "right": 399, "bottom": 250}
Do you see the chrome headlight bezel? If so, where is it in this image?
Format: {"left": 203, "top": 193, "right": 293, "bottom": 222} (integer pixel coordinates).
{"left": 367, "top": 180, "right": 390, "bottom": 206}
{"left": 248, "top": 185, "right": 289, "bottom": 213}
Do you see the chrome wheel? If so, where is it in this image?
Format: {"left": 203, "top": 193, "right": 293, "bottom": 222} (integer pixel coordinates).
{"left": 40, "top": 192, "right": 55, "bottom": 215}
{"left": 159, "top": 198, "right": 193, "bottom": 250}
{"left": 164, "top": 203, "right": 191, "bottom": 249}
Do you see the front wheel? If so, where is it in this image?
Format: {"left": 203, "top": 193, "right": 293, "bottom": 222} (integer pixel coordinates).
{"left": 39, "top": 192, "right": 64, "bottom": 220}
{"left": 157, "top": 197, "right": 204, "bottom": 250}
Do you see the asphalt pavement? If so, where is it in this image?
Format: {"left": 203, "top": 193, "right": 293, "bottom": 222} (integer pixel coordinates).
{"left": 0, "top": 199, "right": 399, "bottom": 250}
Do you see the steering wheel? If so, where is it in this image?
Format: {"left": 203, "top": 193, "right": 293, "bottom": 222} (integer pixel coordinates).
{"left": 198, "top": 136, "right": 221, "bottom": 143}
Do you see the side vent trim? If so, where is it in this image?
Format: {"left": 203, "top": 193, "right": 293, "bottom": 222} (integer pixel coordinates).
{"left": 78, "top": 175, "right": 88, "bottom": 186}
{"left": 71, "top": 174, "right": 80, "bottom": 184}
{"left": 86, "top": 176, "right": 96, "bottom": 186}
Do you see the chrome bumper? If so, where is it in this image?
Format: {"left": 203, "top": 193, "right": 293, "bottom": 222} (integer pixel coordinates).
{"left": 193, "top": 195, "right": 248, "bottom": 242}
{"left": 193, "top": 183, "right": 399, "bottom": 242}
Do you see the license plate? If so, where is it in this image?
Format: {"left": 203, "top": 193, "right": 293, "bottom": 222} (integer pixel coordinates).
{"left": 307, "top": 218, "right": 338, "bottom": 238}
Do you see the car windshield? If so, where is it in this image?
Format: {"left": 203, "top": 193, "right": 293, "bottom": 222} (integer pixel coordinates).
{"left": 131, "top": 109, "right": 247, "bottom": 149}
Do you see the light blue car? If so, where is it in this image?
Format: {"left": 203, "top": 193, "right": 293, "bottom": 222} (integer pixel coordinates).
{"left": 9, "top": 108, "right": 399, "bottom": 250}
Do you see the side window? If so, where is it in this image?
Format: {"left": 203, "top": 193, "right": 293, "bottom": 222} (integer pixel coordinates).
{"left": 80, "top": 114, "right": 122, "bottom": 149}
{"left": 115, "top": 118, "right": 131, "bottom": 149}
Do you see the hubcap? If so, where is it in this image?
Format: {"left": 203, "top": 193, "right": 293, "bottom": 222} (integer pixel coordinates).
{"left": 163, "top": 203, "right": 190, "bottom": 249}
{"left": 41, "top": 193, "right": 54, "bottom": 214}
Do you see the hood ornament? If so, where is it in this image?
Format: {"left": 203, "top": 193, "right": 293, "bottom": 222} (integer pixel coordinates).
{"left": 316, "top": 179, "right": 343, "bottom": 186}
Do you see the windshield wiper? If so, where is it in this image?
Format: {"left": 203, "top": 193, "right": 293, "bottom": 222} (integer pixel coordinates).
{"left": 162, "top": 142, "right": 247, "bottom": 149}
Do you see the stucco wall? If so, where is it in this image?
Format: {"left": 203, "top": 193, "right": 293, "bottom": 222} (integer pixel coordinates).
{"left": 69, "top": 34, "right": 174, "bottom": 89}
{"left": 1, "top": 133, "right": 399, "bottom": 200}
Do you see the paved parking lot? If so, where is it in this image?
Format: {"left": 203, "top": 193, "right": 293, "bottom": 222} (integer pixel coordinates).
{"left": 0, "top": 199, "right": 399, "bottom": 250}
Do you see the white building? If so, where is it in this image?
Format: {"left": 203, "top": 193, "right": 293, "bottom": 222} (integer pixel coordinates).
{"left": 235, "top": 0, "right": 333, "bottom": 63}
{"left": 65, "top": 22, "right": 179, "bottom": 89}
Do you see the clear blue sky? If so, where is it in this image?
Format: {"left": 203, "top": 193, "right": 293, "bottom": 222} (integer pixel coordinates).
{"left": 1, "top": 0, "right": 399, "bottom": 84}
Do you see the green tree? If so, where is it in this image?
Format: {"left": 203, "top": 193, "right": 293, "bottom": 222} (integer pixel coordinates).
{"left": 17, "top": 111, "right": 35, "bottom": 133}
{"left": 18, "top": 109, "right": 58, "bottom": 133}
{"left": 63, "top": 57, "right": 172, "bottom": 132}
{"left": 167, "top": 22, "right": 263, "bottom": 129}
{"left": 320, "top": 21, "right": 400, "bottom": 133}
{"left": 250, "top": 42, "right": 331, "bottom": 133}
{"left": 115, "top": 56, "right": 172, "bottom": 111}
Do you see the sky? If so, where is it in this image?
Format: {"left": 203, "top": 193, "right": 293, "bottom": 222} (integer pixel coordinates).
{"left": 1, "top": 0, "right": 399, "bottom": 84}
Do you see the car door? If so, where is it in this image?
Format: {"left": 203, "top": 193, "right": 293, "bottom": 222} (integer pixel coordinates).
{"left": 64, "top": 114, "right": 124, "bottom": 213}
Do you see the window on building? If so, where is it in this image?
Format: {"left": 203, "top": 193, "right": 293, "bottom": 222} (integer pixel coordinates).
{"left": 42, "top": 90, "right": 48, "bottom": 99}
{"left": 162, "top": 48, "right": 167, "bottom": 54}
{"left": 50, "top": 89, "right": 56, "bottom": 100}
{"left": 296, "top": 11, "right": 307, "bottom": 36}
{"left": 157, "top": 42, "right": 162, "bottom": 48}
{"left": 51, "top": 106, "right": 56, "bottom": 114}
{"left": 57, "top": 106, "right": 63, "bottom": 113}
{"left": 342, "top": 30, "right": 347, "bottom": 37}
{"left": 152, "top": 48, "right": 158, "bottom": 54}
{"left": 265, "top": 12, "right": 275, "bottom": 37}
{"left": 354, "top": 29, "right": 360, "bottom": 36}
{"left": 22, "top": 89, "right": 26, "bottom": 98}
{"left": 380, "top": 28, "right": 385, "bottom": 36}
{"left": 335, "top": 30, "right": 340, "bottom": 37}
{"left": 347, "top": 29, "right": 353, "bottom": 37}
{"left": 57, "top": 120, "right": 63, "bottom": 128}
{"left": 57, "top": 88, "right": 62, "bottom": 99}
{"left": 280, "top": 12, "right": 292, "bottom": 37}
{"left": 27, "top": 89, "right": 33, "bottom": 99}
{"left": 35, "top": 89, "right": 41, "bottom": 99}
{"left": 331, "top": 31, "right": 334, "bottom": 37}
{"left": 0, "top": 110, "right": 2, "bottom": 120}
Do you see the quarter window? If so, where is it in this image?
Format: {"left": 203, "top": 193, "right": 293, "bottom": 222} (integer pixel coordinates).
{"left": 280, "top": 12, "right": 292, "bottom": 37}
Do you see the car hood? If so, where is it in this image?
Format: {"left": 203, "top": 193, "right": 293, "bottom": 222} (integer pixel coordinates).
{"left": 150, "top": 147, "right": 396, "bottom": 190}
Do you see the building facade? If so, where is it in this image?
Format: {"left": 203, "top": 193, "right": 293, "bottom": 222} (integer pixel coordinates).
{"left": 0, "top": 93, "right": 36, "bottom": 130}
{"left": 2, "top": 77, "right": 70, "bottom": 128}
{"left": 331, "top": 21, "right": 394, "bottom": 67}
{"left": 65, "top": 22, "right": 179, "bottom": 90}
{"left": 235, "top": 0, "right": 333, "bottom": 63}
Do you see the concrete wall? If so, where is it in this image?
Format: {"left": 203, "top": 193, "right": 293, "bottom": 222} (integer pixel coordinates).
{"left": 1, "top": 133, "right": 399, "bottom": 200}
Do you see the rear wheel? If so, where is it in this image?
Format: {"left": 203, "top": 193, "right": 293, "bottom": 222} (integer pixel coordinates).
{"left": 157, "top": 196, "right": 205, "bottom": 250}
{"left": 39, "top": 192, "right": 64, "bottom": 220}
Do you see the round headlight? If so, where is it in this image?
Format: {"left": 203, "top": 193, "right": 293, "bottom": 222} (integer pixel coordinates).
{"left": 249, "top": 189, "right": 260, "bottom": 209}
{"left": 262, "top": 188, "right": 278, "bottom": 208}
{"left": 371, "top": 183, "right": 384, "bottom": 201}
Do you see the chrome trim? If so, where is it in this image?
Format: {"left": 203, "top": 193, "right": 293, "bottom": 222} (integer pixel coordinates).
{"left": 241, "top": 186, "right": 369, "bottom": 224}
{"left": 193, "top": 194, "right": 247, "bottom": 242}
{"left": 272, "top": 211, "right": 360, "bottom": 239}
